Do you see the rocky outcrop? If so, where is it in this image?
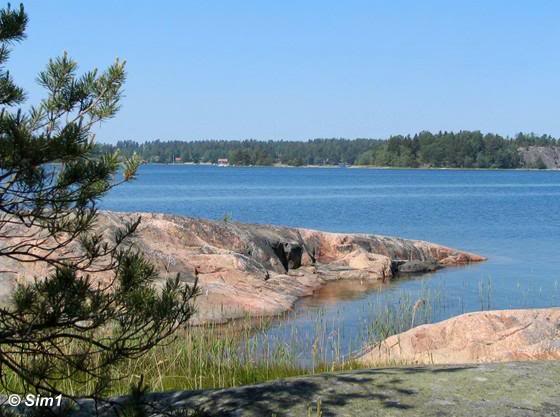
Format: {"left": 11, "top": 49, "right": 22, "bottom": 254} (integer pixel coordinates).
{"left": 72, "top": 361, "right": 560, "bottom": 417}
{"left": 0, "top": 212, "right": 485, "bottom": 323}
{"left": 392, "top": 259, "right": 440, "bottom": 274}
{"left": 358, "top": 308, "right": 560, "bottom": 365}
{"left": 518, "top": 146, "right": 560, "bottom": 169}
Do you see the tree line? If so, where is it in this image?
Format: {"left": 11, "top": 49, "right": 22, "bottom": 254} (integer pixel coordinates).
{"left": 97, "top": 132, "right": 558, "bottom": 169}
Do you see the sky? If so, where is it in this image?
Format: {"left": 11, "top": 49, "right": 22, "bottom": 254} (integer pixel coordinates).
{"left": 8, "top": 1, "right": 560, "bottom": 143}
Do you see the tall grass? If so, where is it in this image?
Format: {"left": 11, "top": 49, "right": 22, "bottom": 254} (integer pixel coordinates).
{"left": 57, "top": 285, "right": 445, "bottom": 396}
{"left": 1, "top": 276, "right": 522, "bottom": 397}
{"left": 363, "top": 285, "right": 444, "bottom": 345}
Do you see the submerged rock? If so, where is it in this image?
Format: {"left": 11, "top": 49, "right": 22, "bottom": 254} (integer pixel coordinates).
{"left": 358, "top": 308, "right": 560, "bottom": 365}
{"left": 0, "top": 211, "right": 485, "bottom": 323}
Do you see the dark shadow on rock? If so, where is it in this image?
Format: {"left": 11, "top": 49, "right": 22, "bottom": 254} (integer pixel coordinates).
{"left": 162, "top": 366, "right": 475, "bottom": 416}
{"left": 73, "top": 365, "right": 505, "bottom": 417}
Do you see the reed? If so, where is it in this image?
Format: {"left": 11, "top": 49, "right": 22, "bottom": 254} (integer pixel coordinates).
{"left": 1, "top": 277, "right": 516, "bottom": 397}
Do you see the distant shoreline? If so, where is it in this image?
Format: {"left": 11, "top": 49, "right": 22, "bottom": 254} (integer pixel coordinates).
{"left": 142, "top": 162, "right": 557, "bottom": 171}
{"left": 97, "top": 133, "right": 560, "bottom": 170}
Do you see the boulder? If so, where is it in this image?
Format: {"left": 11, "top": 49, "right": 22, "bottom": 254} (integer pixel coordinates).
{"left": 358, "top": 308, "right": 560, "bottom": 365}
{"left": 395, "top": 259, "right": 440, "bottom": 274}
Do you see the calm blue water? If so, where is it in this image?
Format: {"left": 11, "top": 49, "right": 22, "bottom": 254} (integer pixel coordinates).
{"left": 102, "top": 165, "right": 560, "bottom": 362}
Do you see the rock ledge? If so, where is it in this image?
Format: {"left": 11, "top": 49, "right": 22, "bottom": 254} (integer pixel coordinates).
{"left": 0, "top": 211, "right": 486, "bottom": 323}
{"left": 358, "top": 308, "right": 560, "bottom": 365}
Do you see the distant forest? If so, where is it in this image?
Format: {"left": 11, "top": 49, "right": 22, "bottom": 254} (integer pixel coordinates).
{"left": 97, "top": 131, "right": 559, "bottom": 169}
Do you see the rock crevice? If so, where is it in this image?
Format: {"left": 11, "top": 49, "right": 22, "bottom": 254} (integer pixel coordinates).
{"left": 0, "top": 211, "right": 486, "bottom": 323}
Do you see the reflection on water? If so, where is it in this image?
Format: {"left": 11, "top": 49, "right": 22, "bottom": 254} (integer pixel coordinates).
{"left": 296, "top": 279, "right": 391, "bottom": 307}
{"left": 246, "top": 266, "right": 560, "bottom": 366}
{"left": 102, "top": 165, "right": 560, "bottom": 365}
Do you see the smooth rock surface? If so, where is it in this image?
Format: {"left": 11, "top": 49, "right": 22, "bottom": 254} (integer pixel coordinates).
{"left": 0, "top": 211, "right": 485, "bottom": 323}
{"left": 72, "top": 361, "right": 560, "bottom": 416}
{"left": 358, "top": 308, "right": 560, "bottom": 365}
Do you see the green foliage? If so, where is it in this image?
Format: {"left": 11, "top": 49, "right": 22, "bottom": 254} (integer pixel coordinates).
{"left": 98, "top": 131, "right": 558, "bottom": 169}
{"left": 96, "top": 138, "right": 380, "bottom": 166}
{"left": 0, "top": 3, "right": 26, "bottom": 106}
{"left": 0, "top": 3, "right": 197, "bottom": 401}
{"left": 373, "top": 131, "right": 523, "bottom": 168}
{"left": 10, "top": 284, "right": 444, "bottom": 397}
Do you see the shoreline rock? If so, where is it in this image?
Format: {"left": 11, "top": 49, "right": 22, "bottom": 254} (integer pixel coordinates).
{"left": 358, "top": 308, "right": 560, "bottom": 365}
{"left": 0, "top": 211, "right": 486, "bottom": 323}
{"left": 72, "top": 361, "right": 560, "bottom": 417}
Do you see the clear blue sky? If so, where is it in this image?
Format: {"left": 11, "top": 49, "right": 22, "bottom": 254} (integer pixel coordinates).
{"left": 9, "top": 1, "right": 560, "bottom": 143}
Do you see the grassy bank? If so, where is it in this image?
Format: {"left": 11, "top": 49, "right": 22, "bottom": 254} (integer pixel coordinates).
{"left": 2, "top": 281, "right": 492, "bottom": 397}
{"left": 73, "top": 288, "right": 447, "bottom": 395}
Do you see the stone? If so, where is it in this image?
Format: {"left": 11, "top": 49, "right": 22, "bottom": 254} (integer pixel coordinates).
{"left": 71, "top": 361, "right": 560, "bottom": 417}
{"left": 358, "top": 308, "right": 560, "bottom": 365}
{"left": 0, "top": 211, "right": 486, "bottom": 323}
{"left": 396, "top": 259, "right": 440, "bottom": 274}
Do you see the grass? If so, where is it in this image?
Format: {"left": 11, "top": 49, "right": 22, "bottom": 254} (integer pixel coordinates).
{"left": 362, "top": 285, "right": 444, "bottom": 345}
{"left": 0, "top": 287, "right": 437, "bottom": 397}
{"left": 56, "top": 285, "right": 445, "bottom": 396}
{"left": 3, "top": 275, "right": 544, "bottom": 398}
{"left": 102, "top": 317, "right": 364, "bottom": 396}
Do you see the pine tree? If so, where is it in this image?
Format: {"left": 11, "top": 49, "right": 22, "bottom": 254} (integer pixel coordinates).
{"left": 0, "top": 4, "right": 197, "bottom": 399}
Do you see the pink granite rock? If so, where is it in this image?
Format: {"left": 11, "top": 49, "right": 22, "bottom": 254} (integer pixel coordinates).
{"left": 358, "top": 308, "right": 560, "bottom": 365}
{"left": 0, "top": 211, "right": 485, "bottom": 323}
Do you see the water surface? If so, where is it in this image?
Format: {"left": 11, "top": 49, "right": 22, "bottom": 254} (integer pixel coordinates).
{"left": 102, "top": 165, "right": 560, "bottom": 362}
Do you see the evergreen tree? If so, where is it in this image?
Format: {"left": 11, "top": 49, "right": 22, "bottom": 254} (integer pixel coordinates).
{"left": 0, "top": 4, "right": 197, "bottom": 399}
{"left": 99, "top": 132, "right": 554, "bottom": 169}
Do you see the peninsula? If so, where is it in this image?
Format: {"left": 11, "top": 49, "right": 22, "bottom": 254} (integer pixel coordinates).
{"left": 0, "top": 212, "right": 485, "bottom": 324}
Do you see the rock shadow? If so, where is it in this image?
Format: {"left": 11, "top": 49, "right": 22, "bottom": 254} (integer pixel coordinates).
{"left": 88, "top": 366, "right": 475, "bottom": 417}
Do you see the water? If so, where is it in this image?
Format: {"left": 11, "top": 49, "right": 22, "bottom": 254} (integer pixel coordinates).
{"left": 102, "top": 165, "right": 560, "bottom": 362}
